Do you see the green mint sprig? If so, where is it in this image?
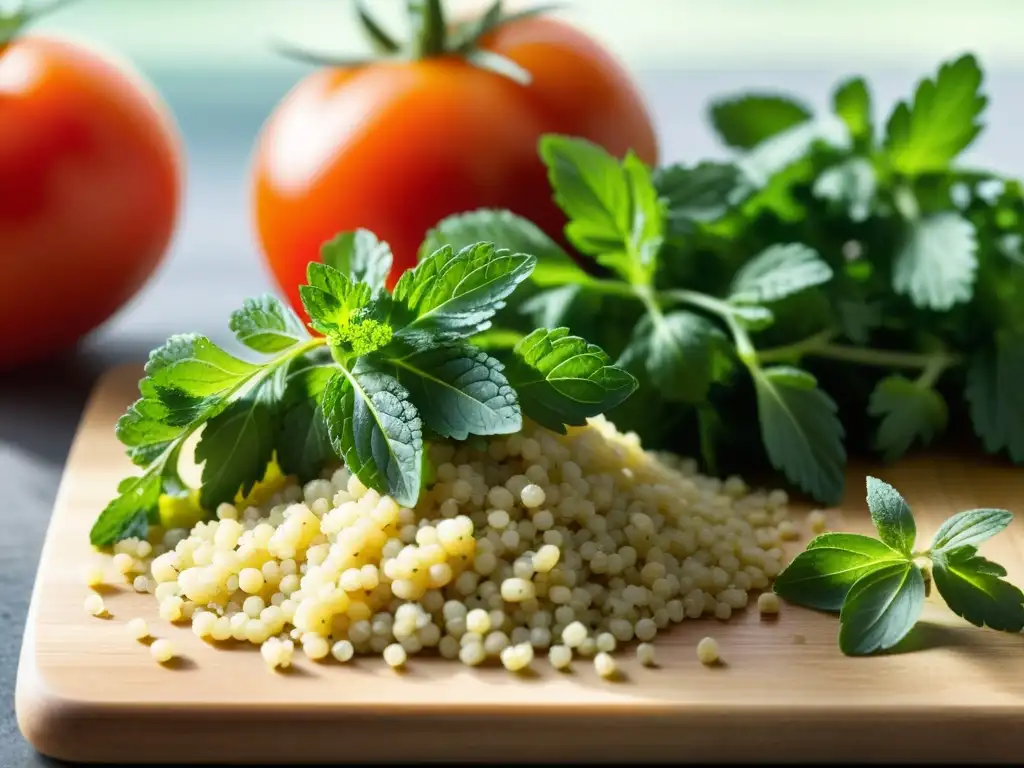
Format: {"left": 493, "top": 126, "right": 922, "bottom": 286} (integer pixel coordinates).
{"left": 773, "top": 476, "right": 1024, "bottom": 656}
{"left": 421, "top": 51, "right": 1024, "bottom": 506}
{"left": 90, "top": 233, "right": 636, "bottom": 547}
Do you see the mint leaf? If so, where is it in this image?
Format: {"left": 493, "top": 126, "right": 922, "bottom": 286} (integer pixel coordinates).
{"left": 322, "top": 367, "right": 423, "bottom": 507}
{"left": 932, "top": 546, "right": 1024, "bottom": 632}
{"left": 867, "top": 375, "right": 948, "bottom": 461}
{"left": 708, "top": 94, "right": 812, "bottom": 150}
{"left": 276, "top": 353, "right": 338, "bottom": 483}
{"left": 627, "top": 311, "right": 726, "bottom": 403}
{"left": 832, "top": 76, "right": 872, "bottom": 143}
{"left": 539, "top": 134, "right": 629, "bottom": 257}
{"left": 931, "top": 509, "right": 1013, "bottom": 553}
{"left": 729, "top": 244, "right": 833, "bottom": 305}
{"left": 320, "top": 229, "right": 393, "bottom": 295}
{"left": 422, "top": 209, "right": 587, "bottom": 288}
{"left": 892, "top": 213, "right": 977, "bottom": 311}
{"left": 965, "top": 332, "right": 1024, "bottom": 462}
{"left": 501, "top": 328, "right": 637, "bottom": 433}
{"left": 379, "top": 342, "right": 520, "bottom": 441}
{"left": 753, "top": 366, "right": 846, "bottom": 505}
{"left": 838, "top": 561, "right": 925, "bottom": 655}
{"left": 89, "top": 471, "right": 161, "bottom": 547}
{"left": 229, "top": 294, "right": 308, "bottom": 354}
{"left": 653, "top": 161, "right": 741, "bottom": 226}
{"left": 392, "top": 243, "right": 535, "bottom": 345}
{"left": 885, "top": 54, "right": 986, "bottom": 175}
{"left": 812, "top": 158, "right": 876, "bottom": 222}
{"left": 193, "top": 382, "right": 277, "bottom": 509}
{"left": 865, "top": 476, "right": 916, "bottom": 555}
{"left": 773, "top": 532, "right": 907, "bottom": 611}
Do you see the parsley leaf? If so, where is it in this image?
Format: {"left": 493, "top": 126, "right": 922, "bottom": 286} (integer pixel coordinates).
{"left": 625, "top": 311, "right": 727, "bottom": 403}
{"left": 539, "top": 134, "right": 630, "bottom": 258}
{"left": 729, "top": 243, "right": 833, "bottom": 304}
{"left": 229, "top": 294, "right": 308, "bottom": 354}
{"left": 143, "top": 335, "right": 260, "bottom": 427}
{"left": 392, "top": 243, "right": 535, "bottom": 345}
{"left": 931, "top": 508, "right": 1013, "bottom": 553}
{"left": 322, "top": 366, "right": 424, "bottom": 507}
{"left": 892, "top": 213, "right": 978, "bottom": 310}
{"left": 115, "top": 398, "right": 185, "bottom": 467}
{"left": 708, "top": 94, "right": 813, "bottom": 150}
{"left": 620, "top": 150, "right": 665, "bottom": 279}
{"left": 838, "top": 561, "right": 925, "bottom": 655}
{"left": 832, "top": 76, "right": 872, "bottom": 144}
{"left": 193, "top": 383, "right": 277, "bottom": 510}
{"left": 320, "top": 229, "right": 393, "bottom": 295}
{"left": 376, "top": 342, "right": 520, "bottom": 441}
{"left": 773, "top": 532, "right": 907, "bottom": 611}
{"left": 932, "top": 546, "right": 1024, "bottom": 632}
{"left": 299, "top": 261, "right": 394, "bottom": 355}
{"left": 753, "top": 366, "right": 846, "bottom": 505}
{"left": 501, "top": 328, "right": 637, "bottom": 433}
{"left": 422, "top": 209, "right": 588, "bottom": 288}
{"left": 965, "top": 332, "right": 1024, "bottom": 462}
{"left": 867, "top": 375, "right": 948, "bottom": 461}
{"left": 276, "top": 353, "right": 338, "bottom": 483}
{"left": 89, "top": 471, "right": 162, "bottom": 547}
{"left": 865, "top": 476, "right": 917, "bottom": 555}
{"left": 885, "top": 53, "right": 986, "bottom": 175}
{"left": 539, "top": 136, "right": 664, "bottom": 285}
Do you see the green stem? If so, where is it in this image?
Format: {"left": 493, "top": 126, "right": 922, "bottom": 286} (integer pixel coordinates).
{"left": 661, "top": 289, "right": 757, "bottom": 365}
{"left": 1, "top": 0, "right": 81, "bottom": 49}
{"left": 812, "top": 343, "right": 960, "bottom": 370}
{"left": 758, "top": 327, "right": 961, "bottom": 373}
{"left": 755, "top": 329, "right": 839, "bottom": 364}
{"left": 408, "top": 0, "right": 448, "bottom": 59}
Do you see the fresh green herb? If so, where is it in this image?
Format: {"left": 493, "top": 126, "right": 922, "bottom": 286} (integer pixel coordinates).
{"left": 91, "top": 235, "right": 635, "bottom": 547}
{"left": 773, "top": 476, "right": 1024, "bottom": 656}
{"left": 425, "top": 52, "right": 1024, "bottom": 505}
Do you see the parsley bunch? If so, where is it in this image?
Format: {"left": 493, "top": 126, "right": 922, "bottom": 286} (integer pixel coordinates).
{"left": 774, "top": 476, "right": 1024, "bottom": 656}
{"left": 90, "top": 234, "right": 636, "bottom": 546}
{"left": 425, "top": 53, "right": 1024, "bottom": 505}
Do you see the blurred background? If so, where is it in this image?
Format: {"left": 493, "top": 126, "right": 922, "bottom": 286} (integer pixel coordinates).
{"left": 24, "top": 0, "right": 1024, "bottom": 355}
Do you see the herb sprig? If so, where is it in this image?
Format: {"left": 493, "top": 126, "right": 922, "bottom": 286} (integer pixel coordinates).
{"left": 424, "top": 52, "right": 1024, "bottom": 506}
{"left": 91, "top": 235, "right": 636, "bottom": 546}
{"left": 773, "top": 477, "right": 1024, "bottom": 656}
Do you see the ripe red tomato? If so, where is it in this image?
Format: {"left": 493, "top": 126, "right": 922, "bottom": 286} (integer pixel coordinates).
{"left": 251, "top": 9, "right": 657, "bottom": 321}
{"left": 0, "top": 35, "right": 181, "bottom": 369}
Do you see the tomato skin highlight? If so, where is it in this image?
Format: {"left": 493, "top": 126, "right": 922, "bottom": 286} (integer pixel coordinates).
{"left": 251, "top": 15, "right": 657, "bottom": 321}
{"left": 0, "top": 36, "right": 182, "bottom": 369}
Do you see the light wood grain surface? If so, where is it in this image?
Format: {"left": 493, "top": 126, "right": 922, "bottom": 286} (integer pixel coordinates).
{"left": 15, "top": 364, "right": 1024, "bottom": 764}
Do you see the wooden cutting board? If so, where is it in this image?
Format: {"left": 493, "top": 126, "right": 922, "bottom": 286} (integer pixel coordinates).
{"left": 15, "top": 364, "right": 1024, "bottom": 764}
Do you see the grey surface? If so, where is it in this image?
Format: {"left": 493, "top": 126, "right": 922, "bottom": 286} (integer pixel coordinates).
{"left": 2, "top": 67, "right": 1024, "bottom": 766}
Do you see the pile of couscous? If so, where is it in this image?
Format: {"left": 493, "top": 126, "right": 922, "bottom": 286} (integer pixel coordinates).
{"left": 86, "top": 416, "right": 822, "bottom": 676}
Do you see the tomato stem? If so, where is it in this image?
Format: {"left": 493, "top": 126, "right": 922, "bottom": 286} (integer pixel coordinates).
{"left": 407, "top": 0, "right": 448, "bottom": 59}
{"left": 0, "top": 0, "right": 81, "bottom": 50}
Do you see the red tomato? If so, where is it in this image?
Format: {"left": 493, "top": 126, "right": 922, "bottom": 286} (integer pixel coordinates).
{"left": 251, "top": 12, "right": 657, "bottom": 321}
{"left": 0, "top": 35, "right": 181, "bottom": 369}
